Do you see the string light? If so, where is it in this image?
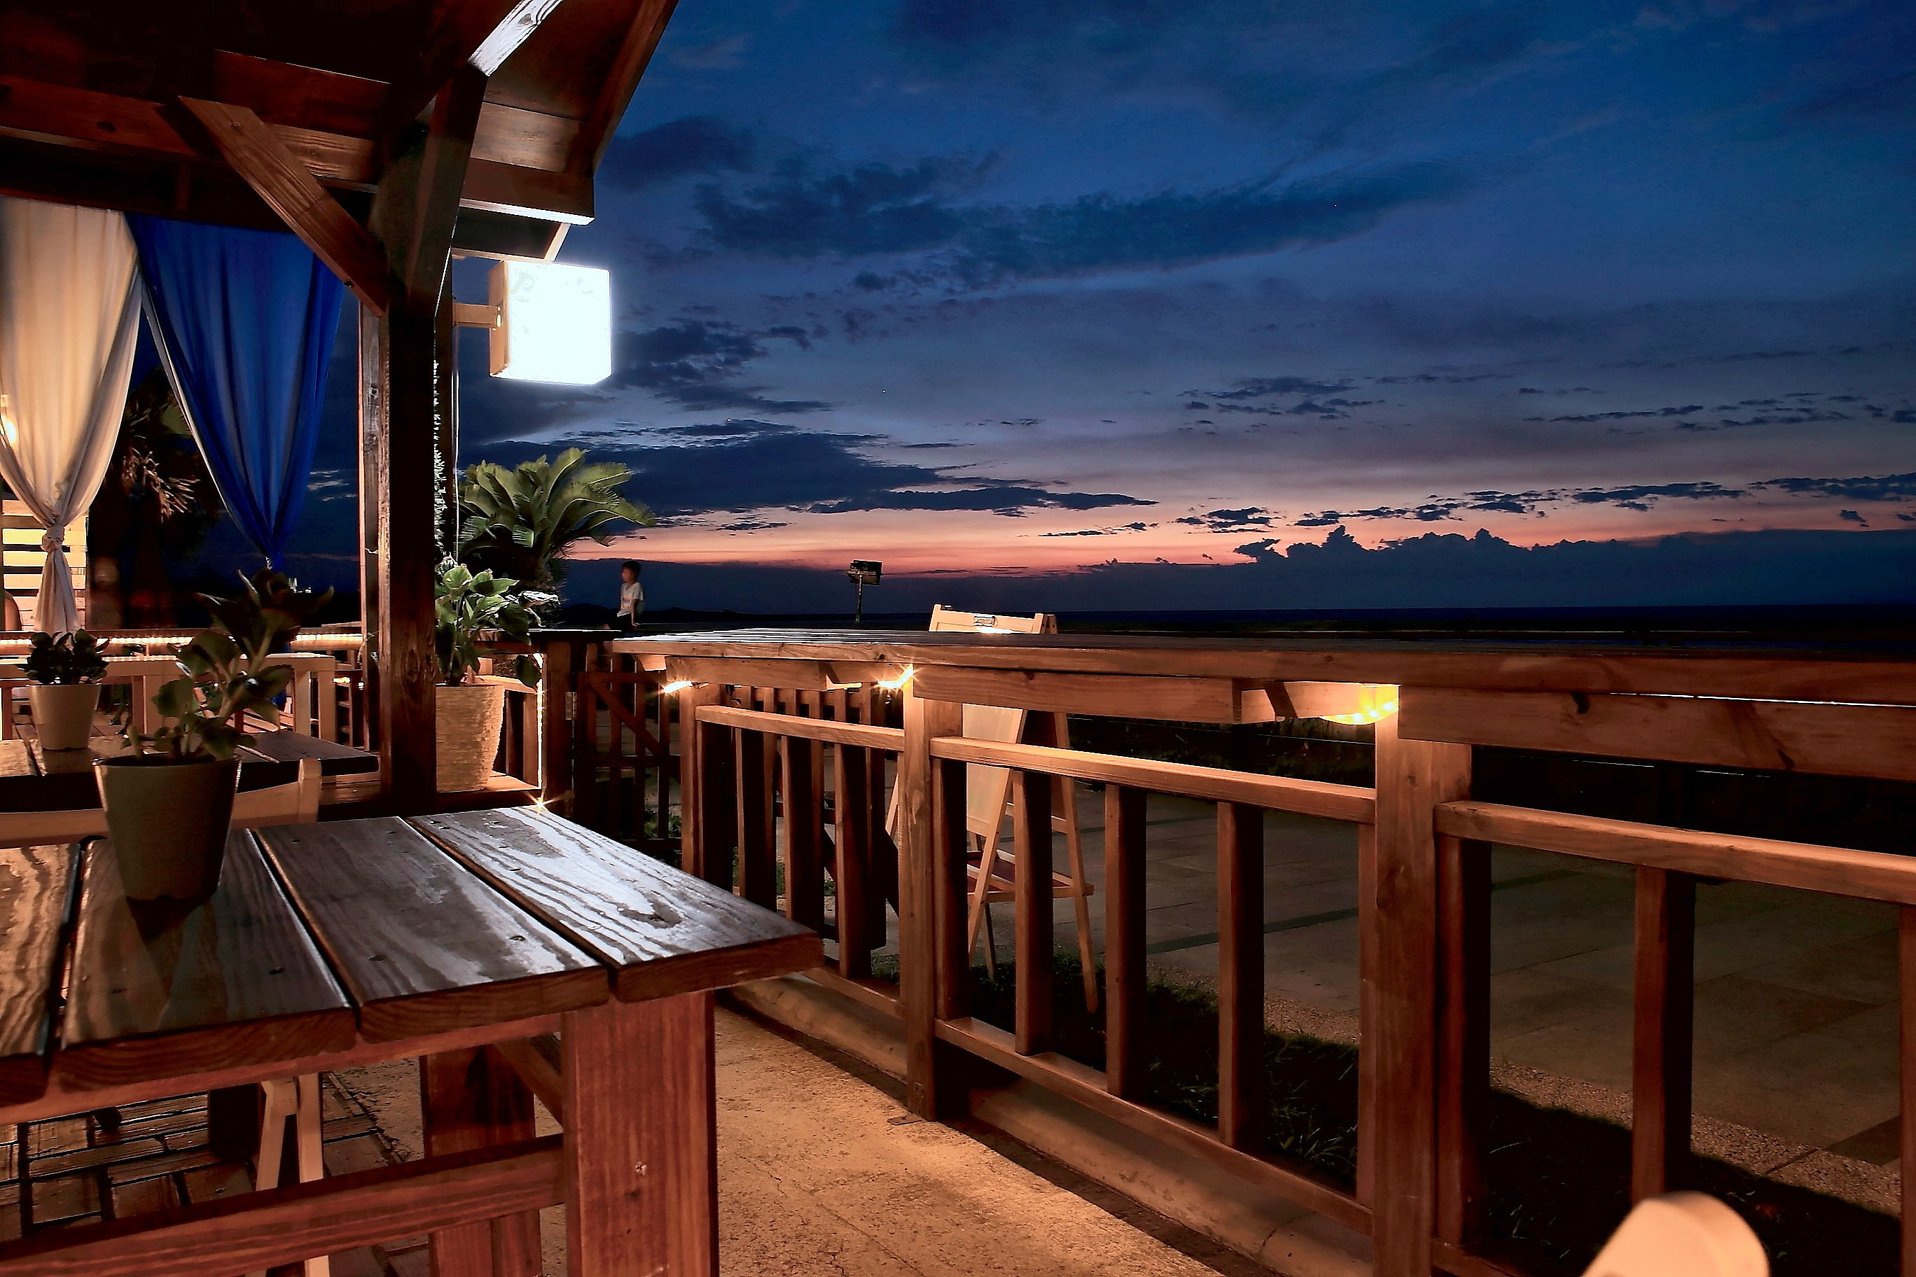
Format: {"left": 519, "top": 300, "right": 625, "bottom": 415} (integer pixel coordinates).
{"left": 659, "top": 679, "right": 696, "bottom": 695}
{"left": 875, "top": 665, "right": 915, "bottom": 691}
{"left": 1322, "top": 695, "right": 1399, "bottom": 725}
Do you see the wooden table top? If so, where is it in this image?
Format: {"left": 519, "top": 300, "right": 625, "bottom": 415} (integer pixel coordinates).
{"left": 0, "top": 731, "right": 376, "bottom": 812}
{"left": 0, "top": 807, "right": 819, "bottom": 1111}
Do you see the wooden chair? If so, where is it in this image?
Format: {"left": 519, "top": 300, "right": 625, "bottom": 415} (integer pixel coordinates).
{"left": 0, "top": 758, "right": 321, "bottom": 848}
{"left": 896, "top": 605, "right": 1099, "bottom": 1010}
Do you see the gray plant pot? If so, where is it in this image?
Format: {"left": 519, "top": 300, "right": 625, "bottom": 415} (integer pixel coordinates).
{"left": 95, "top": 756, "right": 240, "bottom": 901}
{"left": 28, "top": 683, "right": 100, "bottom": 751}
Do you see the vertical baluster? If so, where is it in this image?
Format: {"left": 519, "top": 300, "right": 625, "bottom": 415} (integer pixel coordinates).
{"left": 1901, "top": 906, "right": 1916, "bottom": 1277}
{"left": 1217, "top": 801, "right": 1263, "bottom": 1149}
{"left": 1435, "top": 833, "right": 1491, "bottom": 1243}
{"left": 679, "top": 685, "right": 721, "bottom": 877}
{"left": 933, "top": 753, "right": 971, "bottom": 1020}
{"left": 781, "top": 736, "right": 823, "bottom": 928}
{"left": 1014, "top": 769, "right": 1054, "bottom": 1056}
{"left": 655, "top": 675, "right": 675, "bottom": 850}
{"left": 693, "top": 715, "right": 735, "bottom": 889}
{"left": 1104, "top": 784, "right": 1147, "bottom": 1098}
{"left": 1632, "top": 865, "right": 1695, "bottom": 1200}
{"left": 834, "top": 743, "right": 872, "bottom": 978}
{"left": 736, "top": 728, "right": 775, "bottom": 907}
{"left": 572, "top": 676, "right": 598, "bottom": 826}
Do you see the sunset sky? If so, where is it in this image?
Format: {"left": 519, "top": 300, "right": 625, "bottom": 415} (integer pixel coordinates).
{"left": 282, "top": 0, "right": 1916, "bottom": 615}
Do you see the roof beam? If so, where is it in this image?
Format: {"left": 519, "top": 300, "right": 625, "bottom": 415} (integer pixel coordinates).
{"left": 179, "top": 97, "right": 395, "bottom": 315}
{"left": 379, "top": 0, "right": 568, "bottom": 143}
{"left": 400, "top": 65, "right": 487, "bottom": 308}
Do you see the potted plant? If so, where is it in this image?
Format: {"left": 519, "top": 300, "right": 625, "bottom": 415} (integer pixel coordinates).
{"left": 99, "top": 571, "right": 330, "bottom": 901}
{"left": 436, "top": 561, "right": 540, "bottom": 792}
{"left": 23, "top": 630, "right": 108, "bottom": 750}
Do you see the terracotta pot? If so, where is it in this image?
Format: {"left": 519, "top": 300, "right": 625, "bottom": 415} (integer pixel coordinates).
{"left": 28, "top": 683, "right": 100, "bottom": 751}
{"left": 436, "top": 680, "right": 506, "bottom": 792}
{"left": 95, "top": 756, "right": 239, "bottom": 901}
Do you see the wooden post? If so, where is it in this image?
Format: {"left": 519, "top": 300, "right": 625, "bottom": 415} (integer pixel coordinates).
{"left": 561, "top": 994, "right": 718, "bottom": 1277}
{"left": 835, "top": 743, "right": 873, "bottom": 979}
{"left": 735, "top": 729, "right": 774, "bottom": 908}
{"left": 781, "top": 736, "right": 823, "bottom": 928}
{"left": 1217, "top": 801, "right": 1264, "bottom": 1150}
{"left": 1103, "top": 784, "right": 1147, "bottom": 1100}
{"left": 422, "top": 1048, "right": 540, "bottom": 1276}
{"left": 1435, "top": 833, "right": 1491, "bottom": 1244}
{"left": 1632, "top": 866, "right": 1696, "bottom": 1200}
{"left": 1900, "top": 907, "right": 1916, "bottom": 1277}
{"left": 537, "top": 638, "right": 577, "bottom": 813}
{"left": 900, "top": 689, "right": 964, "bottom": 1118}
{"left": 677, "top": 683, "right": 723, "bottom": 876}
{"left": 1013, "top": 769, "right": 1054, "bottom": 1057}
{"left": 1369, "top": 709, "right": 1470, "bottom": 1277}
{"left": 932, "top": 754, "right": 970, "bottom": 1019}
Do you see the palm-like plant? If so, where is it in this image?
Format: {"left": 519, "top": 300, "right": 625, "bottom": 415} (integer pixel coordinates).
{"left": 455, "top": 449, "right": 653, "bottom": 590}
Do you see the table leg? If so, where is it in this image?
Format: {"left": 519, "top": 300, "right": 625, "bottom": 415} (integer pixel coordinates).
{"left": 421, "top": 1047, "right": 541, "bottom": 1277}
{"left": 561, "top": 992, "right": 717, "bottom": 1277}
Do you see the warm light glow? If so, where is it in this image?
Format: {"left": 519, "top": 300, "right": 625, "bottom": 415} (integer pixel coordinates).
{"left": 659, "top": 679, "right": 696, "bottom": 695}
{"left": 875, "top": 666, "right": 915, "bottom": 691}
{"left": 1323, "top": 690, "right": 1400, "bottom": 725}
{"left": 490, "top": 260, "right": 612, "bottom": 385}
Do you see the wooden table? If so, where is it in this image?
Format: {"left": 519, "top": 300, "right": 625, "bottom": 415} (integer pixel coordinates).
{"left": 0, "top": 806, "right": 820, "bottom": 1275}
{"left": 0, "top": 730, "right": 377, "bottom": 812}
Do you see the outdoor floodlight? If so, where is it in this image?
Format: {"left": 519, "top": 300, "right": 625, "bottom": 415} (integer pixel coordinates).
{"left": 474, "top": 259, "right": 613, "bottom": 385}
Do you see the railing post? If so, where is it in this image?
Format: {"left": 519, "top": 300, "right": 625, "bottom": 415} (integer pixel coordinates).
{"left": 678, "top": 683, "right": 723, "bottom": 876}
{"left": 536, "top": 636, "right": 577, "bottom": 814}
{"left": 1368, "top": 707, "right": 1470, "bottom": 1277}
{"left": 901, "top": 686, "right": 964, "bottom": 1118}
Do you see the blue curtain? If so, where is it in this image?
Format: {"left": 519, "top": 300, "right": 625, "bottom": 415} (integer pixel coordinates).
{"left": 128, "top": 216, "right": 344, "bottom": 567}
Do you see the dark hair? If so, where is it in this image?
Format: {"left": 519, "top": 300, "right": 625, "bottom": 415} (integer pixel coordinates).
{"left": 621, "top": 560, "right": 643, "bottom": 575}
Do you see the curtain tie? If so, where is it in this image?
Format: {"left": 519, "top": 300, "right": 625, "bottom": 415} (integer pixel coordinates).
{"left": 40, "top": 528, "right": 64, "bottom": 553}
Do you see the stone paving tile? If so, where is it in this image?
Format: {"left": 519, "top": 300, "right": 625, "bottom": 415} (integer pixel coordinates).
{"left": 1696, "top": 1025, "right": 1900, "bottom": 1150}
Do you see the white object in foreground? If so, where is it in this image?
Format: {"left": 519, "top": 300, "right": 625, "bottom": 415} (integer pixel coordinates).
{"left": 1582, "top": 1193, "right": 1766, "bottom": 1277}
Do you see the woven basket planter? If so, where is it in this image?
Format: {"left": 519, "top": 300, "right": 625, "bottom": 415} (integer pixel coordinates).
{"left": 436, "top": 680, "right": 506, "bottom": 792}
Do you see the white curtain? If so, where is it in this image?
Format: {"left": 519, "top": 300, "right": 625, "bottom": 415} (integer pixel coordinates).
{"left": 0, "top": 197, "right": 140, "bottom": 634}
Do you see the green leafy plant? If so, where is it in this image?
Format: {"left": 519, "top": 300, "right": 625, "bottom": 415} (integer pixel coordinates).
{"left": 131, "top": 570, "right": 332, "bottom": 761}
{"left": 23, "top": 630, "right": 107, "bottom": 685}
{"left": 456, "top": 449, "right": 653, "bottom": 590}
{"left": 436, "top": 561, "right": 540, "bottom": 688}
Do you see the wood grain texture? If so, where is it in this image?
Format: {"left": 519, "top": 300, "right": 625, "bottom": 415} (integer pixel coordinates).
{"left": 1901, "top": 908, "right": 1916, "bottom": 1277}
{"left": 931, "top": 756, "right": 970, "bottom": 1020}
{"left": 257, "top": 818, "right": 605, "bottom": 1040}
{"left": 411, "top": 808, "right": 818, "bottom": 1002}
{"left": 734, "top": 728, "right": 775, "bottom": 908}
{"left": 1399, "top": 686, "right": 1916, "bottom": 781}
{"left": 421, "top": 1048, "right": 539, "bottom": 1276}
{"left": 697, "top": 703, "right": 902, "bottom": 751}
{"left": 1438, "top": 801, "right": 1916, "bottom": 905}
{"left": 492, "top": 1035, "right": 565, "bottom": 1125}
{"left": 780, "top": 736, "right": 824, "bottom": 929}
{"left": 899, "top": 693, "right": 964, "bottom": 1117}
{"left": 1103, "top": 785, "right": 1147, "bottom": 1101}
{"left": 1217, "top": 802, "right": 1263, "bottom": 1151}
{"left": 58, "top": 834, "right": 355, "bottom": 1090}
{"left": 913, "top": 666, "right": 1275, "bottom": 724}
{"left": 1631, "top": 867, "right": 1695, "bottom": 1202}
{"left": 834, "top": 744, "right": 874, "bottom": 980}
{"left": 0, "top": 845, "right": 77, "bottom": 1105}
{"left": 930, "top": 735, "right": 1374, "bottom": 823}
{"left": 1013, "top": 769, "right": 1054, "bottom": 1057}
{"left": 608, "top": 627, "right": 1916, "bottom": 706}
{"left": 1367, "top": 713, "right": 1470, "bottom": 1277}
{"left": 1434, "top": 835, "right": 1490, "bottom": 1244}
{"left": 0, "top": 1137, "right": 562, "bottom": 1276}
{"left": 562, "top": 994, "right": 717, "bottom": 1277}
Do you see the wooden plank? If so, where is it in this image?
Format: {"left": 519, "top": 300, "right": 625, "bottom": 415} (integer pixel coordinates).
{"left": 421, "top": 1048, "right": 538, "bottom": 1276}
{"left": 574, "top": 0, "right": 679, "bottom": 170}
{"left": 245, "top": 730, "right": 378, "bottom": 777}
{"left": 780, "top": 736, "right": 824, "bottom": 929}
{"left": 696, "top": 703, "right": 902, "bottom": 751}
{"left": 256, "top": 818, "right": 606, "bottom": 1041}
{"left": 1355, "top": 824, "right": 1378, "bottom": 1206}
{"left": 1631, "top": 867, "right": 1695, "bottom": 1201}
{"left": 930, "top": 735, "right": 1375, "bottom": 824}
{"left": 834, "top": 744, "right": 873, "bottom": 980}
{"left": 1437, "top": 801, "right": 1916, "bottom": 906}
{"left": 1400, "top": 686, "right": 1916, "bottom": 782}
{"left": 912, "top": 665, "right": 1276, "bottom": 724}
{"left": 491, "top": 1036, "right": 564, "bottom": 1125}
{"left": 411, "top": 808, "right": 818, "bottom": 1003}
{"left": 179, "top": 98, "right": 393, "bottom": 314}
{"left": 932, "top": 756, "right": 970, "bottom": 1019}
{"left": 1902, "top": 907, "right": 1916, "bottom": 1277}
{"left": 58, "top": 834, "right": 355, "bottom": 1091}
{"left": 1434, "top": 835, "right": 1490, "bottom": 1244}
{"left": 561, "top": 994, "right": 717, "bottom": 1277}
{"left": 1104, "top": 786, "right": 1147, "bottom": 1101}
{"left": 378, "top": 1, "right": 565, "bottom": 141}
{"left": 661, "top": 656, "right": 902, "bottom": 692}
{"left": 0, "top": 1138, "right": 562, "bottom": 1276}
{"left": 734, "top": 729, "right": 775, "bottom": 909}
{"left": 1368, "top": 712, "right": 1469, "bottom": 1277}
{"left": 0, "top": 845, "right": 77, "bottom": 1105}
{"left": 899, "top": 693, "right": 964, "bottom": 1117}
{"left": 937, "top": 1016, "right": 1370, "bottom": 1236}
{"left": 1013, "top": 769, "right": 1054, "bottom": 1056}
{"left": 1217, "top": 802, "right": 1263, "bottom": 1150}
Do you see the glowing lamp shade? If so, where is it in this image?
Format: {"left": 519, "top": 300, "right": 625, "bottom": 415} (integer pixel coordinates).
{"left": 488, "top": 260, "right": 612, "bottom": 385}
{"left": 1281, "top": 681, "right": 1400, "bottom": 725}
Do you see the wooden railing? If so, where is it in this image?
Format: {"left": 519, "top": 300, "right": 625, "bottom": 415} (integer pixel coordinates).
{"left": 532, "top": 629, "right": 1914, "bottom": 1277}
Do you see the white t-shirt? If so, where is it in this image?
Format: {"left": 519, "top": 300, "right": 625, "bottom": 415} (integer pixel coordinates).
{"left": 618, "top": 580, "right": 644, "bottom": 618}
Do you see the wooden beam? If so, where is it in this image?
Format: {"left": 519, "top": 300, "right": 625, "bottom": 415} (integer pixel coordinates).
{"left": 178, "top": 97, "right": 394, "bottom": 314}
{"left": 1400, "top": 686, "right": 1916, "bottom": 782}
{"left": 911, "top": 665, "right": 1278, "bottom": 724}
{"left": 404, "top": 65, "right": 488, "bottom": 308}
{"left": 381, "top": 1, "right": 567, "bottom": 143}
{"left": 573, "top": 0, "right": 679, "bottom": 170}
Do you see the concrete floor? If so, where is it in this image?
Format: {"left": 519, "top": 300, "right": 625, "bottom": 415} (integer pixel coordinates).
{"left": 338, "top": 1010, "right": 1245, "bottom": 1276}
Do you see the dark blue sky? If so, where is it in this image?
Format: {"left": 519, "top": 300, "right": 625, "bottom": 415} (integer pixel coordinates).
{"left": 287, "top": 0, "right": 1916, "bottom": 614}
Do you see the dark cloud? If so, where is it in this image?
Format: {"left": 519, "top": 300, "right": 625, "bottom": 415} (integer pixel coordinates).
{"left": 1205, "top": 376, "right": 1354, "bottom": 399}
{"left": 1758, "top": 472, "right": 1916, "bottom": 502}
{"left": 602, "top": 116, "right": 756, "bottom": 190}
{"left": 1039, "top": 521, "right": 1154, "bottom": 537}
{"left": 1528, "top": 404, "right": 1705, "bottom": 423}
{"left": 1175, "top": 506, "right": 1283, "bottom": 532}
{"left": 686, "top": 158, "right": 1481, "bottom": 285}
{"left": 610, "top": 320, "right": 831, "bottom": 415}
{"left": 1374, "top": 370, "right": 1512, "bottom": 385}
{"left": 808, "top": 486, "right": 1154, "bottom": 516}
